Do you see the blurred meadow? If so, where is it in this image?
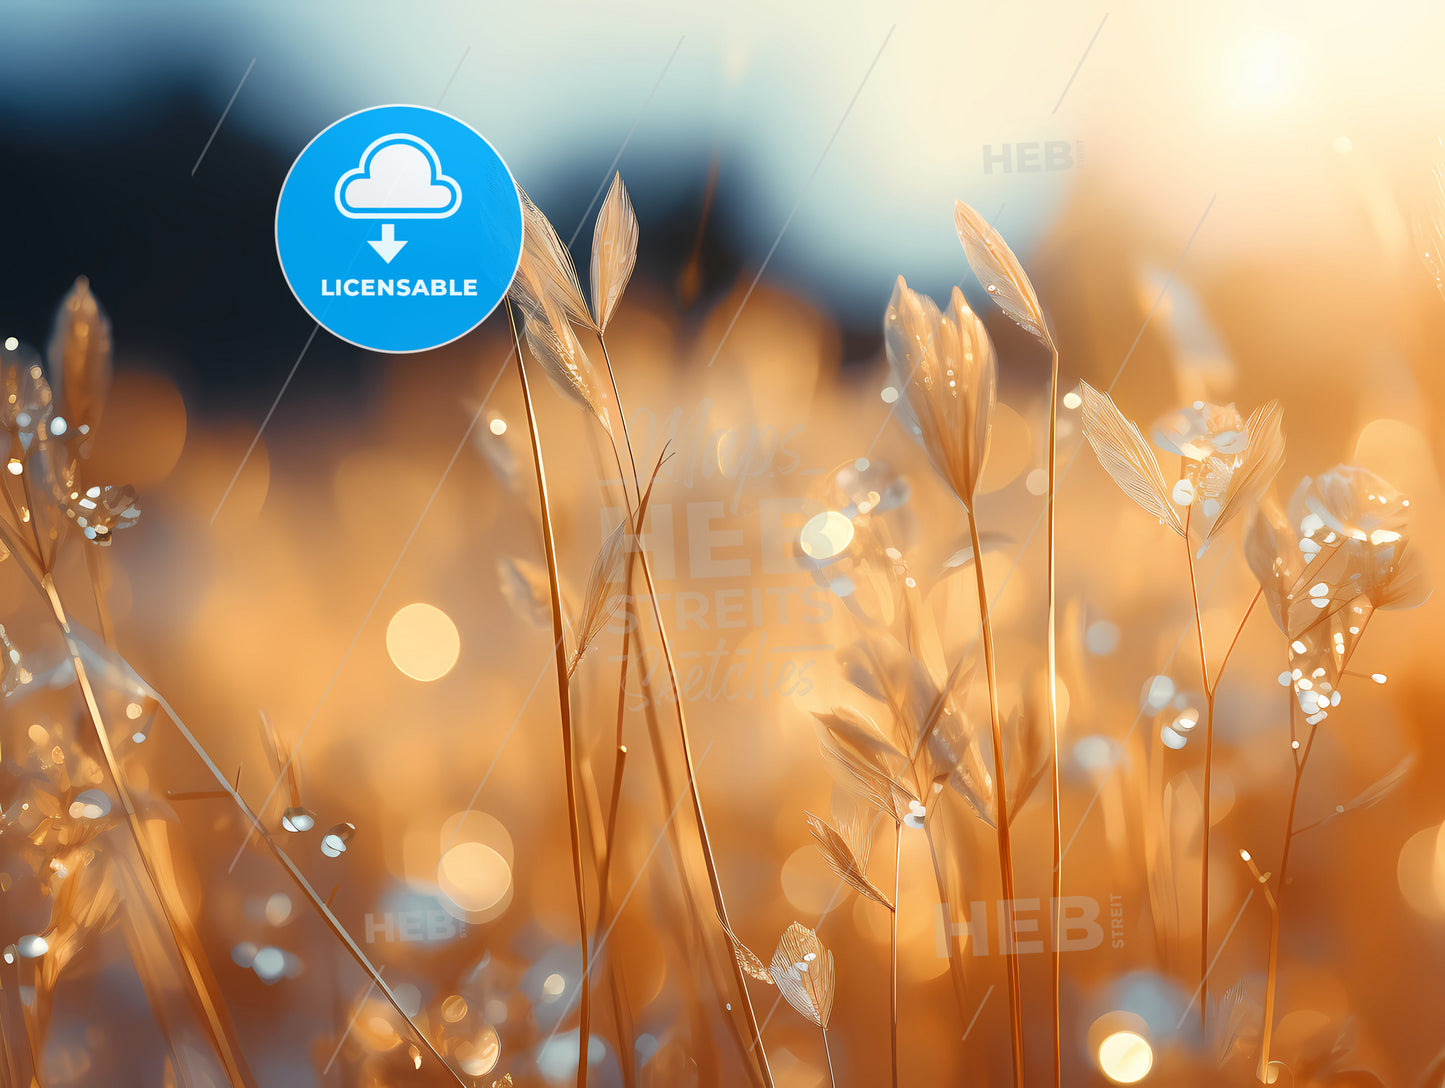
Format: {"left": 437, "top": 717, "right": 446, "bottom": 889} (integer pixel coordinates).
{"left": 2, "top": 2, "right": 1445, "bottom": 1086}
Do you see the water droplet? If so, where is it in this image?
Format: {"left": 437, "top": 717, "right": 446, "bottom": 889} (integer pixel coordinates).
{"left": 320, "top": 822, "right": 355, "bottom": 857}
{"left": 282, "top": 806, "right": 316, "bottom": 833}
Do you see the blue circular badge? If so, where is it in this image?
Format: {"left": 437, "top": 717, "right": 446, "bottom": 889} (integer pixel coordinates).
{"left": 275, "top": 105, "right": 523, "bottom": 353}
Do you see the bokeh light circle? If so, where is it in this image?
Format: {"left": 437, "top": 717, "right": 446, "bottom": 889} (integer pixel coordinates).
{"left": 386, "top": 603, "right": 461, "bottom": 681}
{"left": 1098, "top": 1030, "right": 1153, "bottom": 1083}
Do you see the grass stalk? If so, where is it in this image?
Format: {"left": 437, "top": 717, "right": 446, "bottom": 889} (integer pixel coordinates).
{"left": 1046, "top": 345, "right": 1063, "bottom": 1087}
{"left": 84, "top": 544, "right": 116, "bottom": 648}
{"left": 0, "top": 507, "right": 254, "bottom": 1086}
{"left": 596, "top": 743, "right": 636, "bottom": 1088}
{"left": 0, "top": 513, "right": 466, "bottom": 1086}
{"left": 39, "top": 569, "right": 253, "bottom": 1087}
{"left": 1185, "top": 503, "right": 1263, "bottom": 1032}
{"left": 891, "top": 818, "right": 901, "bottom": 1088}
{"left": 967, "top": 510, "right": 1024, "bottom": 1087}
{"left": 595, "top": 334, "right": 776, "bottom": 1087}
{"left": 1256, "top": 613, "right": 1359, "bottom": 1082}
{"left": 509, "top": 305, "right": 592, "bottom": 1088}
{"left": 1257, "top": 696, "right": 1312, "bottom": 1083}
{"left": 1182, "top": 503, "right": 1214, "bottom": 1029}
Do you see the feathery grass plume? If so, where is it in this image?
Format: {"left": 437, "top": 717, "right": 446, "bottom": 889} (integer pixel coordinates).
{"left": 812, "top": 705, "right": 919, "bottom": 818}
{"left": 883, "top": 276, "right": 996, "bottom": 508}
{"left": 805, "top": 810, "right": 893, "bottom": 909}
{"left": 885, "top": 265, "right": 1023, "bottom": 1082}
{"left": 767, "top": 921, "right": 840, "bottom": 1085}
{"left": 717, "top": 920, "right": 774, "bottom": 983}
{"left": 1097, "top": 390, "right": 1282, "bottom": 1023}
{"left": 1079, "top": 381, "right": 1185, "bottom": 534}
{"left": 953, "top": 200, "right": 1054, "bottom": 347}
{"left": 1208, "top": 983, "right": 1255, "bottom": 1069}
{"left": 514, "top": 188, "right": 596, "bottom": 331}
{"left": 47, "top": 275, "right": 112, "bottom": 456}
{"left": 0, "top": 286, "right": 466, "bottom": 1087}
{"left": 515, "top": 285, "right": 613, "bottom": 435}
{"left": 0, "top": 327, "right": 261, "bottom": 1084}
{"left": 1204, "top": 401, "right": 1286, "bottom": 542}
{"left": 1246, "top": 466, "right": 1429, "bottom": 657}
{"left": 835, "top": 634, "right": 992, "bottom": 822}
{"left": 590, "top": 173, "right": 639, "bottom": 332}
{"left": 569, "top": 454, "right": 666, "bottom": 679}
{"left": 567, "top": 171, "right": 776, "bottom": 1087}
{"left": 1149, "top": 398, "right": 1286, "bottom": 543}
{"left": 955, "top": 197, "right": 1063, "bottom": 1084}
{"left": 828, "top": 624, "right": 958, "bottom": 1088}
{"left": 1245, "top": 465, "right": 1428, "bottom": 1081}
{"left": 568, "top": 519, "right": 627, "bottom": 677}
{"left": 769, "top": 922, "right": 835, "bottom": 1028}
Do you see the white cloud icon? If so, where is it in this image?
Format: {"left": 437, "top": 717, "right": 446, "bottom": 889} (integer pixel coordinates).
{"left": 335, "top": 134, "right": 461, "bottom": 219}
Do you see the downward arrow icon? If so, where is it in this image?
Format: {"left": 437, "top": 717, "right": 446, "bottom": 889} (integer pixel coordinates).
{"left": 368, "top": 223, "right": 407, "bottom": 263}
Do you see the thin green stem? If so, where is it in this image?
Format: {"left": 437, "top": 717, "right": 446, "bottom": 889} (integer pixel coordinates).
{"left": 510, "top": 306, "right": 591, "bottom": 1088}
